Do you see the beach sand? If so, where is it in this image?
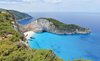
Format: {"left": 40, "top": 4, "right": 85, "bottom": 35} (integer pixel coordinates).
{"left": 24, "top": 31, "right": 35, "bottom": 40}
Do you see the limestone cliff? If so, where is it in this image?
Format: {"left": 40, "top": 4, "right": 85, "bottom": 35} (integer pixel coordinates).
{"left": 18, "top": 18, "right": 91, "bottom": 34}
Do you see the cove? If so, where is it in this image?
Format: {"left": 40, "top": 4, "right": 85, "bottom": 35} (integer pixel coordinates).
{"left": 28, "top": 32, "right": 100, "bottom": 61}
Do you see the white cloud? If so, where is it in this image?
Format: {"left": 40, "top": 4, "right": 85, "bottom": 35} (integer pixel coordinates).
{"left": 43, "top": 0, "right": 63, "bottom": 3}
{"left": 0, "top": 0, "right": 35, "bottom": 3}
{"left": 0, "top": 0, "right": 63, "bottom": 4}
{"left": 21, "top": 0, "right": 39, "bottom": 2}
{"left": 22, "top": 0, "right": 31, "bottom": 1}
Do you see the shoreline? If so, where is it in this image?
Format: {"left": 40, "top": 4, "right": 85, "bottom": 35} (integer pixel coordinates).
{"left": 23, "top": 31, "right": 35, "bottom": 40}
{"left": 20, "top": 31, "right": 35, "bottom": 48}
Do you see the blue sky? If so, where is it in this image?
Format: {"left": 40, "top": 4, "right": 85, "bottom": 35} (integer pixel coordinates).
{"left": 0, "top": 0, "right": 100, "bottom": 12}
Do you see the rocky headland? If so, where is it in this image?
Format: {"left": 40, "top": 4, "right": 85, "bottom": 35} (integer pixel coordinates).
{"left": 18, "top": 18, "right": 91, "bottom": 35}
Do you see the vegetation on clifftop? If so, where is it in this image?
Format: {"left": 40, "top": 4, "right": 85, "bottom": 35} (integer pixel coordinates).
{"left": 43, "top": 18, "right": 88, "bottom": 33}
{"left": 0, "top": 11, "right": 21, "bottom": 42}
{"left": 0, "top": 39, "right": 63, "bottom": 61}
{"left": 0, "top": 10, "right": 63, "bottom": 61}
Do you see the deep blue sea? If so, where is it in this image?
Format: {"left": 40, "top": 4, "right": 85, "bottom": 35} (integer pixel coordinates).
{"left": 18, "top": 17, "right": 33, "bottom": 25}
{"left": 20, "top": 12, "right": 100, "bottom": 61}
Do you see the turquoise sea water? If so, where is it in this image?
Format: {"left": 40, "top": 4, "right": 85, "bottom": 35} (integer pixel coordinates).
{"left": 28, "top": 32, "right": 100, "bottom": 61}
{"left": 20, "top": 12, "right": 100, "bottom": 61}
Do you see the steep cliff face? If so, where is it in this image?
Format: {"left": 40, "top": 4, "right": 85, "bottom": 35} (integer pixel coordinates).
{"left": 19, "top": 18, "right": 91, "bottom": 34}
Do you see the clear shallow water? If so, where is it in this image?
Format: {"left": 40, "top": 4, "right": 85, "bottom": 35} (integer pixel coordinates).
{"left": 26, "top": 12, "right": 100, "bottom": 61}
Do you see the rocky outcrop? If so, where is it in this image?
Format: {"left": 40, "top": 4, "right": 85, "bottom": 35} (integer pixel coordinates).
{"left": 18, "top": 18, "right": 91, "bottom": 34}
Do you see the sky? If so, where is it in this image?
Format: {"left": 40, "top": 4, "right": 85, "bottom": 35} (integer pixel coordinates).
{"left": 0, "top": 0, "right": 100, "bottom": 12}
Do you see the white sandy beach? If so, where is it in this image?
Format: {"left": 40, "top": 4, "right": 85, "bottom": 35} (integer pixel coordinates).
{"left": 24, "top": 31, "right": 35, "bottom": 40}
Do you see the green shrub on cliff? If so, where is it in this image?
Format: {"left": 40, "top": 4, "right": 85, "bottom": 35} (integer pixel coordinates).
{"left": 0, "top": 39, "right": 63, "bottom": 61}
{"left": 0, "top": 10, "right": 63, "bottom": 61}
{"left": 0, "top": 12, "right": 21, "bottom": 42}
